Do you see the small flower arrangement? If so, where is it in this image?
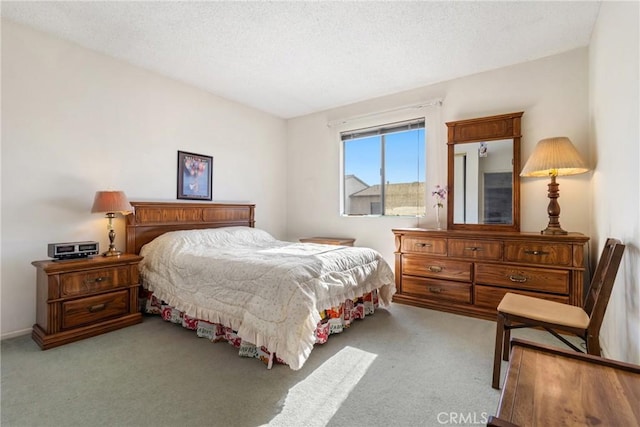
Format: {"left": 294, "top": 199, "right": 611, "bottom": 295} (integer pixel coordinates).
{"left": 432, "top": 185, "right": 447, "bottom": 208}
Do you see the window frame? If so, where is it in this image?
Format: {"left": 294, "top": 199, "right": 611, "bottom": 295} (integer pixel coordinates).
{"left": 340, "top": 118, "right": 426, "bottom": 217}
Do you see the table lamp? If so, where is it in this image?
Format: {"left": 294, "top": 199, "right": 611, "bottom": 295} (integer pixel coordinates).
{"left": 520, "top": 137, "right": 589, "bottom": 235}
{"left": 91, "top": 190, "right": 133, "bottom": 256}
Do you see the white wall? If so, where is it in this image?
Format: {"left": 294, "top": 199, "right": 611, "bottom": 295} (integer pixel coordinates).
{"left": 286, "top": 48, "right": 591, "bottom": 269}
{"left": 589, "top": 1, "right": 640, "bottom": 364}
{"left": 1, "top": 21, "right": 288, "bottom": 337}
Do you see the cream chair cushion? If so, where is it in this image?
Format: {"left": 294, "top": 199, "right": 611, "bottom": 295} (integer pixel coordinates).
{"left": 497, "top": 293, "right": 590, "bottom": 329}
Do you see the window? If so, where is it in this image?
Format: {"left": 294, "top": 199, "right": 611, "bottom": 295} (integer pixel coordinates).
{"left": 342, "top": 118, "right": 426, "bottom": 216}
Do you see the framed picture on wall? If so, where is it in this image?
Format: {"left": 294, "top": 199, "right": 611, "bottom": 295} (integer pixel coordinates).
{"left": 177, "top": 150, "right": 213, "bottom": 201}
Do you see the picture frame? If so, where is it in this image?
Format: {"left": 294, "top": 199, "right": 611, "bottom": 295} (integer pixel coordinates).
{"left": 177, "top": 150, "right": 213, "bottom": 201}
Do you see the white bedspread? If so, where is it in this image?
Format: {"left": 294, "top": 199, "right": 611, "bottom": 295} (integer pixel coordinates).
{"left": 139, "top": 227, "right": 395, "bottom": 370}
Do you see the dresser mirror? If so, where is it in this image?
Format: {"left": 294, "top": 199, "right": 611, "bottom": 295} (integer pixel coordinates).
{"left": 446, "top": 112, "right": 523, "bottom": 232}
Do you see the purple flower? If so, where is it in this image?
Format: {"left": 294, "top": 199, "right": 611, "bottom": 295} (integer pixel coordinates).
{"left": 432, "top": 185, "right": 447, "bottom": 208}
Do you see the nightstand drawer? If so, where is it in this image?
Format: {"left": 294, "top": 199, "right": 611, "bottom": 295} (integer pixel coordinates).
{"left": 448, "top": 239, "right": 502, "bottom": 260}
{"left": 476, "top": 264, "right": 569, "bottom": 294}
{"left": 61, "top": 266, "right": 130, "bottom": 297}
{"left": 402, "top": 276, "right": 472, "bottom": 304}
{"left": 62, "top": 290, "right": 129, "bottom": 330}
{"left": 401, "top": 237, "right": 447, "bottom": 255}
{"left": 504, "top": 242, "right": 573, "bottom": 266}
{"left": 402, "top": 255, "right": 472, "bottom": 281}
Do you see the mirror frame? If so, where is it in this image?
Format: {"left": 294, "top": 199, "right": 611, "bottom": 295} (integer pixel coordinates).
{"left": 446, "top": 111, "right": 523, "bottom": 232}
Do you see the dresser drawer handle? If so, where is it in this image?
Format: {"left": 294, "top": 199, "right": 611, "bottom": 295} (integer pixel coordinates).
{"left": 524, "top": 250, "right": 548, "bottom": 256}
{"left": 416, "top": 243, "right": 433, "bottom": 248}
{"left": 428, "top": 287, "right": 442, "bottom": 293}
{"left": 465, "top": 247, "right": 482, "bottom": 252}
{"left": 88, "top": 303, "right": 106, "bottom": 313}
{"left": 84, "top": 276, "right": 108, "bottom": 285}
{"left": 509, "top": 274, "right": 528, "bottom": 283}
{"left": 428, "top": 266, "right": 443, "bottom": 273}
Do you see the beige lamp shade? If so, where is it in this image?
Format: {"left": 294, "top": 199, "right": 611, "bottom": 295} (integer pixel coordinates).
{"left": 520, "top": 137, "right": 589, "bottom": 177}
{"left": 520, "top": 136, "right": 589, "bottom": 235}
{"left": 91, "top": 191, "right": 133, "bottom": 214}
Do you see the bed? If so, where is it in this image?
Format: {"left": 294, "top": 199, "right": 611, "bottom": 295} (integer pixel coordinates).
{"left": 125, "top": 201, "right": 395, "bottom": 370}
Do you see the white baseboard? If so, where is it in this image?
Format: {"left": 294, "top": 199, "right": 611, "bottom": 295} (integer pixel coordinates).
{"left": 1, "top": 328, "right": 32, "bottom": 340}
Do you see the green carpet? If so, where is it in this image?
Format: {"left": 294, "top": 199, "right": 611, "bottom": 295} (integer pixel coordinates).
{"left": 1, "top": 304, "right": 569, "bottom": 427}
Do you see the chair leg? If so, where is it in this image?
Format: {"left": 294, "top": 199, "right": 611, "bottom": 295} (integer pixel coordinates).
{"left": 492, "top": 313, "right": 506, "bottom": 389}
{"left": 586, "top": 334, "right": 602, "bottom": 356}
{"left": 503, "top": 325, "right": 511, "bottom": 361}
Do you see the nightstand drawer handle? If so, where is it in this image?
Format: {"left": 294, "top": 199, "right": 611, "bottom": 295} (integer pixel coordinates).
{"left": 88, "top": 303, "right": 106, "bottom": 313}
{"left": 509, "top": 274, "right": 528, "bottom": 283}
{"left": 84, "top": 276, "right": 108, "bottom": 285}
{"left": 428, "top": 266, "right": 443, "bottom": 273}
{"left": 465, "top": 247, "right": 482, "bottom": 251}
{"left": 428, "top": 287, "right": 442, "bottom": 293}
{"left": 416, "top": 243, "right": 432, "bottom": 248}
{"left": 524, "top": 250, "right": 548, "bottom": 256}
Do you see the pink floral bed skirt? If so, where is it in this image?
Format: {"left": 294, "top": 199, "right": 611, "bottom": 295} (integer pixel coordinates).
{"left": 140, "top": 289, "right": 380, "bottom": 369}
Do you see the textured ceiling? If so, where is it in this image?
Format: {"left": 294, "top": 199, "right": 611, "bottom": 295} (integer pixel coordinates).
{"left": 2, "top": 1, "right": 601, "bottom": 119}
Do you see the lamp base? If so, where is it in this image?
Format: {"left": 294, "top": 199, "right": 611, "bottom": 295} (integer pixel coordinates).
{"left": 103, "top": 214, "right": 122, "bottom": 257}
{"left": 541, "top": 226, "right": 568, "bottom": 236}
{"left": 103, "top": 248, "right": 122, "bottom": 257}
{"left": 541, "top": 175, "right": 569, "bottom": 236}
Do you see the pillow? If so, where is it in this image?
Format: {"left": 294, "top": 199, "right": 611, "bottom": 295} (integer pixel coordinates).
{"left": 140, "top": 226, "right": 277, "bottom": 258}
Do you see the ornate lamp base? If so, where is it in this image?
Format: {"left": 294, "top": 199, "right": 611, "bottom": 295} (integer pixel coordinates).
{"left": 102, "top": 213, "right": 122, "bottom": 256}
{"left": 541, "top": 175, "right": 569, "bottom": 235}
{"left": 103, "top": 247, "right": 122, "bottom": 257}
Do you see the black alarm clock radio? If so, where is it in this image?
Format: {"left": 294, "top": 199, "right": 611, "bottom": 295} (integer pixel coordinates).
{"left": 48, "top": 241, "right": 99, "bottom": 260}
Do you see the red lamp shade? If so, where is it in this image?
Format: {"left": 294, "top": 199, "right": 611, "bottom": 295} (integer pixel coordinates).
{"left": 91, "top": 191, "right": 133, "bottom": 214}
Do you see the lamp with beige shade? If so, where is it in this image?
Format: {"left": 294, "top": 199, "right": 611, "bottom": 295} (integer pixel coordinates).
{"left": 520, "top": 137, "right": 589, "bottom": 235}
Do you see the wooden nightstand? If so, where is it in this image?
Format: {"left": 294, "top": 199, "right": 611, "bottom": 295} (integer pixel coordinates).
{"left": 32, "top": 254, "right": 143, "bottom": 349}
{"left": 299, "top": 237, "right": 355, "bottom": 246}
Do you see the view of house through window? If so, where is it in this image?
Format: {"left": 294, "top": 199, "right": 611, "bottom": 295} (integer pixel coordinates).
{"left": 342, "top": 118, "right": 426, "bottom": 216}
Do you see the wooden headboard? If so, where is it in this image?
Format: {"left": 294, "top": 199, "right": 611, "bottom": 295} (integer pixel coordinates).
{"left": 125, "top": 201, "right": 255, "bottom": 255}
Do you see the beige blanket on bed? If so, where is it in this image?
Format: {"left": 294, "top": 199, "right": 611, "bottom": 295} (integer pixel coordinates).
{"left": 139, "top": 227, "right": 395, "bottom": 370}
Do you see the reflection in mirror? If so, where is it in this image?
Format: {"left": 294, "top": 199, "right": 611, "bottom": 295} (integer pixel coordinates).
{"left": 453, "top": 139, "right": 513, "bottom": 225}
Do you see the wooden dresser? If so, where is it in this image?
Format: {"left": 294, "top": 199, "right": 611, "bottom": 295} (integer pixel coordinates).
{"left": 392, "top": 228, "right": 589, "bottom": 320}
{"left": 32, "top": 254, "right": 143, "bottom": 349}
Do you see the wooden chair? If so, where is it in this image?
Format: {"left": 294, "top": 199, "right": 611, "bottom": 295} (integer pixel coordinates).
{"left": 491, "top": 238, "right": 625, "bottom": 389}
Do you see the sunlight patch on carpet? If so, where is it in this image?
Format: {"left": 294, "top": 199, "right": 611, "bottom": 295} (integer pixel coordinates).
{"left": 265, "top": 346, "right": 377, "bottom": 427}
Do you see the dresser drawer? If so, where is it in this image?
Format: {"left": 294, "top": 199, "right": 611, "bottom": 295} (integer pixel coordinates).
{"left": 61, "top": 266, "right": 130, "bottom": 297}
{"left": 402, "top": 276, "right": 472, "bottom": 304}
{"left": 448, "top": 239, "right": 502, "bottom": 260}
{"left": 62, "top": 290, "right": 129, "bottom": 330}
{"left": 504, "top": 242, "right": 573, "bottom": 266}
{"left": 476, "top": 264, "right": 569, "bottom": 294}
{"left": 402, "top": 255, "right": 472, "bottom": 282}
{"left": 401, "top": 237, "right": 447, "bottom": 255}
{"left": 474, "top": 285, "right": 570, "bottom": 310}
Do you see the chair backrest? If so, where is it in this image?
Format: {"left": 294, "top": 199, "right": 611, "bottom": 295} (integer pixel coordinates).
{"left": 584, "top": 238, "right": 625, "bottom": 334}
